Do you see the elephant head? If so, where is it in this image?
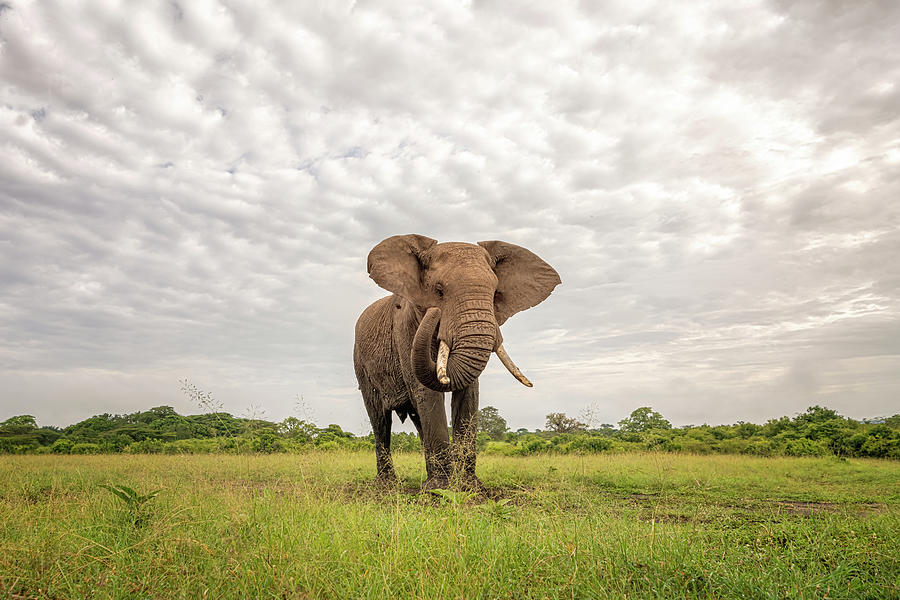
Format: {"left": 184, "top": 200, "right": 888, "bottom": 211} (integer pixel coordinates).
{"left": 367, "top": 234, "right": 561, "bottom": 392}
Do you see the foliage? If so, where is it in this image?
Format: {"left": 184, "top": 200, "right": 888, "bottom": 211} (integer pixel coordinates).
{"left": 278, "top": 417, "right": 316, "bottom": 441}
{"left": 544, "top": 412, "right": 587, "bottom": 433}
{"left": 478, "top": 498, "right": 515, "bottom": 521}
{"left": 2, "top": 404, "right": 899, "bottom": 460}
{"left": 430, "top": 489, "right": 478, "bottom": 506}
{"left": 618, "top": 406, "right": 672, "bottom": 432}
{"left": 477, "top": 406, "right": 508, "bottom": 440}
{"left": 99, "top": 483, "right": 161, "bottom": 525}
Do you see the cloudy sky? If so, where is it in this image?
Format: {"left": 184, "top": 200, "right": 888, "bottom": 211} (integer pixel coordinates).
{"left": 1, "top": 0, "right": 898, "bottom": 432}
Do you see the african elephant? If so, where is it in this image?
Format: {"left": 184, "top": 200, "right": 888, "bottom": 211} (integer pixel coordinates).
{"left": 353, "top": 235, "right": 561, "bottom": 490}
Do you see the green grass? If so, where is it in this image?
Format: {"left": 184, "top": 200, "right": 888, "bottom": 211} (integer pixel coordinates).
{"left": 1, "top": 452, "right": 897, "bottom": 599}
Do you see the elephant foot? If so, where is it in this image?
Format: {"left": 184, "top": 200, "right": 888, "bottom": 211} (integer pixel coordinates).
{"left": 422, "top": 476, "right": 451, "bottom": 491}
{"left": 374, "top": 472, "right": 398, "bottom": 488}
{"left": 456, "top": 474, "right": 486, "bottom": 494}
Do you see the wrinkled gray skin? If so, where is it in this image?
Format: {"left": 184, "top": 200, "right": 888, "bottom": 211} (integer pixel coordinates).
{"left": 353, "top": 235, "right": 561, "bottom": 490}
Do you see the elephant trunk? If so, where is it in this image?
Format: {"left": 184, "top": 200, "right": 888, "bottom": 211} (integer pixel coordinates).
{"left": 412, "top": 297, "right": 497, "bottom": 392}
{"left": 412, "top": 308, "right": 452, "bottom": 392}
{"left": 443, "top": 320, "right": 494, "bottom": 390}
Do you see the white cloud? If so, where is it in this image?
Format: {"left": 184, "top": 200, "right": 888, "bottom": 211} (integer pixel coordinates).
{"left": 0, "top": 0, "right": 898, "bottom": 431}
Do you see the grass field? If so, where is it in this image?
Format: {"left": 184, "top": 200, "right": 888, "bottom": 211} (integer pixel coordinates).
{"left": 1, "top": 452, "right": 898, "bottom": 599}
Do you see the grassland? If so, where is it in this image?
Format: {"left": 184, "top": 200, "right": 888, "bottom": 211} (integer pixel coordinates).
{"left": 1, "top": 452, "right": 898, "bottom": 599}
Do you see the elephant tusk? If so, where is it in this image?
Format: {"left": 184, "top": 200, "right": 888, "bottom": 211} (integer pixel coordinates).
{"left": 436, "top": 340, "right": 451, "bottom": 385}
{"left": 495, "top": 343, "right": 533, "bottom": 387}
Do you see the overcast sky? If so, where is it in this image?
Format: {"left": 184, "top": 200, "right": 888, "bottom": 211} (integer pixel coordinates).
{"left": 1, "top": 0, "right": 898, "bottom": 432}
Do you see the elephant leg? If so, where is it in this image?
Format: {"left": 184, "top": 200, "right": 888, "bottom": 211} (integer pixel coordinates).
{"left": 363, "top": 393, "right": 396, "bottom": 484}
{"left": 414, "top": 390, "right": 451, "bottom": 490}
{"left": 451, "top": 381, "right": 484, "bottom": 491}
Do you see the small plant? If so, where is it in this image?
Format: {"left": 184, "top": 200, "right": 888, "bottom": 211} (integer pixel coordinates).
{"left": 479, "top": 498, "right": 515, "bottom": 521}
{"left": 430, "top": 489, "right": 477, "bottom": 507}
{"left": 100, "top": 483, "right": 161, "bottom": 525}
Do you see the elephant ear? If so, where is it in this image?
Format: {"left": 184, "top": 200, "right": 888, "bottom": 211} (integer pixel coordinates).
{"left": 367, "top": 234, "right": 437, "bottom": 305}
{"left": 478, "top": 240, "right": 561, "bottom": 325}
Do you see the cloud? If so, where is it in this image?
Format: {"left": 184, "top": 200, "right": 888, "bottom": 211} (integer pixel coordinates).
{"left": 0, "top": 0, "right": 898, "bottom": 431}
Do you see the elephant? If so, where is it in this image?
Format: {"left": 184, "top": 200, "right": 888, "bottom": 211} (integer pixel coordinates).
{"left": 353, "top": 234, "right": 561, "bottom": 490}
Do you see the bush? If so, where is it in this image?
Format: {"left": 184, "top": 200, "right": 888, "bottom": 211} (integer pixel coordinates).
{"left": 672, "top": 438, "right": 714, "bottom": 454}
{"left": 559, "top": 435, "right": 613, "bottom": 454}
{"left": 482, "top": 441, "right": 518, "bottom": 456}
{"left": 164, "top": 439, "right": 221, "bottom": 454}
{"left": 716, "top": 438, "right": 750, "bottom": 454}
{"left": 783, "top": 438, "right": 829, "bottom": 457}
{"left": 50, "top": 439, "right": 74, "bottom": 454}
{"left": 125, "top": 439, "right": 166, "bottom": 454}
{"left": 70, "top": 443, "right": 101, "bottom": 455}
{"left": 861, "top": 432, "right": 900, "bottom": 459}
{"left": 251, "top": 433, "right": 284, "bottom": 454}
{"left": 389, "top": 433, "right": 422, "bottom": 453}
{"left": 341, "top": 439, "right": 375, "bottom": 452}
{"left": 518, "top": 435, "right": 551, "bottom": 455}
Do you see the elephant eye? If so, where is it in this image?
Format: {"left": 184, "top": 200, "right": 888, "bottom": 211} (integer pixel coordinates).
{"left": 435, "top": 284, "right": 444, "bottom": 298}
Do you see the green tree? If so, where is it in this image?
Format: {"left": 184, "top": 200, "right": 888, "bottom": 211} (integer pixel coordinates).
{"left": 545, "top": 412, "right": 587, "bottom": 434}
{"left": 278, "top": 417, "right": 316, "bottom": 442}
{"left": 1, "top": 415, "right": 37, "bottom": 429}
{"left": 477, "top": 406, "right": 508, "bottom": 440}
{"left": 618, "top": 407, "right": 671, "bottom": 432}
{"left": 793, "top": 405, "right": 840, "bottom": 425}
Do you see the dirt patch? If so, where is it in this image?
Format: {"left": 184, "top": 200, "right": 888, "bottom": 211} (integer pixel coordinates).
{"left": 339, "top": 481, "right": 525, "bottom": 506}
{"left": 858, "top": 502, "right": 887, "bottom": 515}
{"left": 627, "top": 493, "right": 659, "bottom": 501}
{"left": 215, "top": 478, "right": 302, "bottom": 495}
{"left": 646, "top": 513, "right": 695, "bottom": 524}
{"left": 775, "top": 500, "right": 839, "bottom": 515}
{"left": 774, "top": 500, "right": 887, "bottom": 516}
{"left": 340, "top": 481, "right": 422, "bottom": 501}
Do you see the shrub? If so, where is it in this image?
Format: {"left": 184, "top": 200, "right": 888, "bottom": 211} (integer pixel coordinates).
{"left": 563, "top": 435, "right": 613, "bottom": 454}
{"left": 341, "top": 439, "right": 375, "bottom": 452}
{"left": 717, "top": 438, "right": 751, "bottom": 455}
{"left": 50, "top": 439, "right": 74, "bottom": 454}
{"left": 251, "top": 433, "right": 284, "bottom": 454}
{"left": 861, "top": 432, "right": 900, "bottom": 459}
{"left": 518, "top": 435, "right": 551, "bottom": 455}
{"left": 673, "top": 438, "right": 714, "bottom": 455}
{"left": 70, "top": 443, "right": 101, "bottom": 455}
{"left": 483, "top": 441, "right": 518, "bottom": 456}
{"left": 743, "top": 439, "right": 776, "bottom": 456}
{"left": 783, "top": 438, "right": 828, "bottom": 457}
{"left": 124, "top": 439, "right": 165, "bottom": 454}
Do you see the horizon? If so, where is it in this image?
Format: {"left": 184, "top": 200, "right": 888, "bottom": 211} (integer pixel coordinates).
{"left": 5, "top": 400, "right": 896, "bottom": 435}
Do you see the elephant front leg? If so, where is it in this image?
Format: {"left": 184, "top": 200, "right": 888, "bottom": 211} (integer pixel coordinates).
{"left": 451, "top": 381, "right": 484, "bottom": 491}
{"left": 414, "top": 390, "right": 451, "bottom": 490}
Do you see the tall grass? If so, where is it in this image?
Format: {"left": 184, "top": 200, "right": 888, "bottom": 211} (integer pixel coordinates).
{"left": 1, "top": 453, "right": 897, "bottom": 599}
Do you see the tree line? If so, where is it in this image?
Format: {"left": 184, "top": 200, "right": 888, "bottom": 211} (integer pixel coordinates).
{"left": 1, "top": 404, "right": 897, "bottom": 459}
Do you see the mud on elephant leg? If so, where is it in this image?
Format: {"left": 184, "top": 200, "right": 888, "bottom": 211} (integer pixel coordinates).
{"left": 414, "top": 390, "right": 452, "bottom": 490}
{"left": 451, "top": 382, "right": 485, "bottom": 492}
